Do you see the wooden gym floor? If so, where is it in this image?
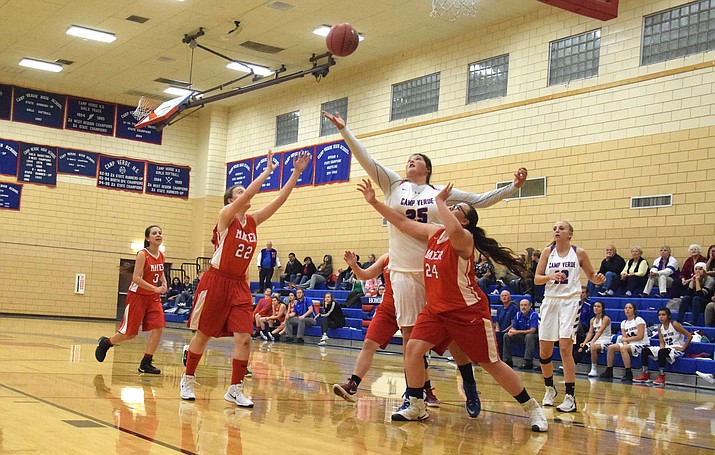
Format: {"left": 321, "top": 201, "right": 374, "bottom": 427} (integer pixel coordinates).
{"left": 0, "top": 316, "right": 713, "bottom": 454}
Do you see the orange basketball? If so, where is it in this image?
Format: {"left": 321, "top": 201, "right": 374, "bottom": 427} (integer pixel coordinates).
{"left": 326, "top": 23, "right": 359, "bottom": 57}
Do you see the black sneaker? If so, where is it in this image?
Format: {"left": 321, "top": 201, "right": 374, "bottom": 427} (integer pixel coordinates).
{"left": 621, "top": 371, "right": 633, "bottom": 382}
{"left": 138, "top": 359, "right": 161, "bottom": 374}
{"left": 95, "top": 336, "right": 111, "bottom": 362}
{"left": 504, "top": 359, "right": 513, "bottom": 368}
{"left": 463, "top": 381, "right": 481, "bottom": 418}
{"left": 520, "top": 360, "right": 535, "bottom": 370}
{"left": 295, "top": 338, "right": 305, "bottom": 344}
{"left": 599, "top": 368, "right": 613, "bottom": 379}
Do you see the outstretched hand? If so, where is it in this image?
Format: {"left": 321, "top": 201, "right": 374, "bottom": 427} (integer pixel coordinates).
{"left": 265, "top": 150, "right": 277, "bottom": 173}
{"left": 322, "top": 111, "right": 345, "bottom": 130}
{"left": 293, "top": 151, "right": 312, "bottom": 173}
{"left": 357, "top": 179, "right": 376, "bottom": 204}
{"left": 436, "top": 183, "right": 453, "bottom": 204}
{"left": 344, "top": 250, "right": 358, "bottom": 266}
{"left": 513, "top": 167, "right": 528, "bottom": 188}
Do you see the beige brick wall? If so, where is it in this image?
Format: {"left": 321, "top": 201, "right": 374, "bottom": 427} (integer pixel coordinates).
{"left": 1, "top": 0, "right": 713, "bottom": 318}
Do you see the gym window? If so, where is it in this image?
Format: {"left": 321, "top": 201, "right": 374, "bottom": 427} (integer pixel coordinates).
{"left": 496, "top": 177, "right": 547, "bottom": 199}
{"left": 390, "top": 73, "right": 440, "bottom": 121}
{"left": 467, "top": 54, "right": 509, "bottom": 104}
{"left": 275, "top": 110, "right": 299, "bottom": 147}
{"left": 641, "top": 0, "right": 715, "bottom": 66}
{"left": 548, "top": 29, "right": 601, "bottom": 86}
{"left": 320, "top": 97, "right": 348, "bottom": 136}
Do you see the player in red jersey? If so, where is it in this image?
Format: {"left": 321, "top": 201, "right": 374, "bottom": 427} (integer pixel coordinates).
{"left": 180, "top": 150, "right": 311, "bottom": 407}
{"left": 358, "top": 179, "right": 548, "bottom": 432}
{"left": 95, "top": 225, "right": 168, "bottom": 374}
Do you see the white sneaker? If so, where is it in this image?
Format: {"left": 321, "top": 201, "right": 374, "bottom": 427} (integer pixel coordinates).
{"left": 320, "top": 334, "right": 329, "bottom": 341}
{"left": 542, "top": 386, "right": 557, "bottom": 407}
{"left": 180, "top": 373, "right": 196, "bottom": 401}
{"left": 267, "top": 331, "right": 275, "bottom": 341}
{"left": 225, "top": 383, "right": 254, "bottom": 408}
{"left": 556, "top": 394, "right": 576, "bottom": 412}
{"left": 490, "top": 289, "right": 499, "bottom": 295}
{"left": 523, "top": 398, "right": 548, "bottom": 432}
{"left": 588, "top": 368, "right": 599, "bottom": 377}
{"left": 318, "top": 339, "right": 327, "bottom": 346}
{"left": 391, "top": 397, "right": 428, "bottom": 421}
{"left": 259, "top": 331, "right": 268, "bottom": 341}
{"left": 696, "top": 371, "right": 715, "bottom": 384}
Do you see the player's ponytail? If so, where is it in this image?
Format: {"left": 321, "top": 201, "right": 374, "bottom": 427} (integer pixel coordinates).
{"left": 463, "top": 206, "right": 527, "bottom": 278}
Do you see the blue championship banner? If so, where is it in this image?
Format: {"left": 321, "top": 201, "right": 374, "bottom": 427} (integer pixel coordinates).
{"left": 226, "top": 159, "right": 253, "bottom": 189}
{"left": 0, "top": 182, "right": 22, "bottom": 210}
{"left": 254, "top": 154, "right": 281, "bottom": 193}
{"left": 115, "top": 104, "right": 163, "bottom": 145}
{"left": 57, "top": 148, "right": 99, "bottom": 178}
{"left": 146, "top": 162, "right": 190, "bottom": 198}
{"left": 0, "top": 84, "right": 11, "bottom": 120}
{"left": 98, "top": 155, "right": 145, "bottom": 193}
{"left": 12, "top": 87, "right": 66, "bottom": 129}
{"left": 281, "top": 147, "right": 314, "bottom": 188}
{"left": 18, "top": 143, "right": 57, "bottom": 186}
{"left": 0, "top": 139, "right": 19, "bottom": 176}
{"left": 314, "top": 140, "right": 351, "bottom": 185}
{"left": 65, "top": 97, "right": 116, "bottom": 136}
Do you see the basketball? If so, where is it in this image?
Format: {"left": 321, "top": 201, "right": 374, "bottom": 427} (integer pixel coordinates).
{"left": 326, "top": 23, "right": 360, "bottom": 57}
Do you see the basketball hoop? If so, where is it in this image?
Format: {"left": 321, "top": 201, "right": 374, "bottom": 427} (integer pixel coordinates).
{"left": 431, "top": 0, "right": 477, "bottom": 21}
{"left": 132, "top": 96, "right": 156, "bottom": 122}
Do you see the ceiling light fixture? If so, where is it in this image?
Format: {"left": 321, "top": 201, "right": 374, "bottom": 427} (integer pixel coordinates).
{"left": 226, "top": 61, "right": 274, "bottom": 77}
{"left": 312, "top": 25, "right": 364, "bottom": 41}
{"left": 66, "top": 25, "right": 117, "bottom": 43}
{"left": 19, "top": 58, "right": 63, "bottom": 73}
{"left": 164, "top": 86, "right": 195, "bottom": 97}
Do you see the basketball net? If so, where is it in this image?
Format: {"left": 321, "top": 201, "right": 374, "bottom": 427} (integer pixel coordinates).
{"left": 132, "top": 96, "right": 156, "bottom": 121}
{"left": 431, "top": 0, "right": 477, "bottom": 21}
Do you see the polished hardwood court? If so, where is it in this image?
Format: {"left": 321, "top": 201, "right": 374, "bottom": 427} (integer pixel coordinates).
{"left": 0, "top": 316, "right": 713, "bottom": 454}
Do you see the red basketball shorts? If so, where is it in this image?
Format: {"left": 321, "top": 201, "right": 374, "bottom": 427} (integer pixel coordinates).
{"left": 119, "top": 292, "right": 165, "bottom": 336}
{"left": 188, "top": 268, "right": 252, "bottom": 337}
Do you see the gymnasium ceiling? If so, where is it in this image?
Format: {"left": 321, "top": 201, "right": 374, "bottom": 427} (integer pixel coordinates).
{"left": 0, "top": 0, "right": 549, "bottom": 106}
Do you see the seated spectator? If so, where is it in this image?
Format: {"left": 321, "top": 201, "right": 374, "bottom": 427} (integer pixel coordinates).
{"left": 175, "top": 276, "right": 195, "bottom": 308}
{"left": 284, "top": 289, "right": 316, "bottom": 343}
{"left": 291, "top": 257, "right": 316, "bottom": 288}
{"left": 280, "top": 252, "right": 303, "bottom": 288}
{"left": 318, "top": 292, "right": 346, "bottom": 345}
{"left": 166, "top": 277, "right": 184, "bottom": 301}
{"left": 579, "top": 301, "right": 612, "bottom": 377}
{"left": 641, "top": 245, "right": 679, "bottom": 298}
{"left": 475, "top": 253, "right": 496, "bottom": 294}
{"left": 332, "top": 255, "right": 359, "bottom": 290}
{"left": 530, "top": 249, "right": 545, "bottom": 303}
{"left": 635, "top": 308, "right": 692, "bottom": 385}
{"left": 705, "top": 245, "right": 715, "bottom": 278}
{"left": 263, "top": 294, "right": 284, "bottom": 341}
{"left": 573, "top": 287, "right": 593, "bottom": 364}
{"left": 599, "top": 303, "right": 649, "bottom": 382}
{"left": 620, "top": 246, "right": 649, "bottom": 297}
{"left": 272, "top": 292, "right": 295, "bottom": 338}
{"left": 502, "top": 299, "right": 539, "bottom": 370}
{"left": 679, "top": 244, "right": 707, "bottom": 296}
{"left": 493, "top": 290, "right": 518, "bottom": 357}
{"left": 253, "top": 288, "right": 273, "bottom": 340}
{"left": 588, "top": 245, "right": 626, "bottom": 297}
{"left": 296, "top": 255, "right": 333, "bottom": 289}
{"left": 677, "top": 262, "right": 714, "bottom": 326}
{"left": 342, "top": 280, "right": 365, "bottom": 309}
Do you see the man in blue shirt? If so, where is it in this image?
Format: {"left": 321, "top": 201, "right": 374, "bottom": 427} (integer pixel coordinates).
{"left": 284, "top": 289, "right": 315, "bottom": 343}
{"left": 494, "top": 290, "right": 518, "bottom": 364}
{"left": 256, "top": 241, "right": 281, "bottom": 293}
{"left": 503, "top": 299, "right": 539, "bottom": 370}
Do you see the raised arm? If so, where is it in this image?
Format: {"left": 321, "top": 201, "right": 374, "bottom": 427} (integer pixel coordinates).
{"left": 357, "top": 179, "right": 437, "bottom": 243}
{"left": 447, "top": 167, "right": 528, "bottom": 208}
{"left": 322, "top": 111, "right": 402, "bottom": 195}
{"left": 345, "top": 251, "right": 387, "bottom": 281}
{"left": 435, "top": 184, "right": 473, "bottom": 258}
{"left": 252, "top": 151, "right": 311, "bottom": 226}
{"left": 218, "top": 150, "right": 277, "bottom": 231}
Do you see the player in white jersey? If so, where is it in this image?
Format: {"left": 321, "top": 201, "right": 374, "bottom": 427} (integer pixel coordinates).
{"left": 579, "top": 301, "right": 613, "bottom": 377}
{"left": 534, "top": 221, "right": 604, "bottom": 413}
{"left": 635, "top": 307, "right": 692, "bottom": 385}
{"left": 323, "top": 111, "right": 528, "bottom": 407}
{"left": 599, "top": 302, "right": 650, "bottom": 381}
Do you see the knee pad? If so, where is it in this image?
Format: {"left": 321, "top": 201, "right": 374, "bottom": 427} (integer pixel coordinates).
{"left": 540, "top": 357, "right": 552, "bottom": 365}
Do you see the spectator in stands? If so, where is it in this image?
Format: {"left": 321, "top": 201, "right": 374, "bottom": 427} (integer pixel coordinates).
{"left": 256, "top": 241, "right": 281, "bottom": 294}
{"left": 318, "top": 292, "right": 346, "bottom": 345}
{"left": 331, "top": 255, "right": 359, "bottom": 290}
{"left": 641, "top": 245, "right": 679, "bottom": 298}
{"left": 376, "top": 284, "right": 386, "bottom": 302}
{"left": 475, "top": 253, "right": 496, "bottom": 294}
{"left": 279, "top": 252, "right": 302, "bottom": 288}
{"left": 362, "top": 253, "right": 377, "bottom": 269}
{"left": 284, "top": 288, "right": 316, "bottom": 343}
{"left": 272, "top": 292, "right": 295, "bottom": 338}
{"left": 296, "top": 255, "right": 333, "bottom": 290}
{"left": 620, "top": 246, "right": 649, "bottom": 297}
{"left": 705, "top": 245, "right": 715, "bottom": 278}
{"left": 573, "top": 287, "right": 593, "bottom": 364}
{"left": 508, "top": 251, "right": 533, "bottom": 295}
{"left": 530, "top": 249, "right": 545, "bottom": 303}
{"left": 494, "top": 290, "right": 518, "bottom": 361}
{"left": 635, "top": 308, "right": 692, "bottom": 385}
{"left": 580, "top": 301, "right": 612, "bottom": 377}
{"left": 293, "top": 257, "right": 317, "bottom": 288}
{"left": 588, "top": 245, "right": 626, "bottom": 297}
{"left": 599, "top": 303, "right": 649, "bottom": 382}
{"left": 503, "top": 299, "right": 539, "bottom": 370}
{"left": 175, "top": 276, "right": 195, "bottom": 308}
{"left": 677, "top": 262, "right": 714, "bottom": 326}
{"left": 166, "top": 277, "right": 185, "bottom": 303}
{"left": 680, "top": 244, "right": 707, "bottom": 294}
{"left": 253, "top": 288, "right": 273, "bottom": 340}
